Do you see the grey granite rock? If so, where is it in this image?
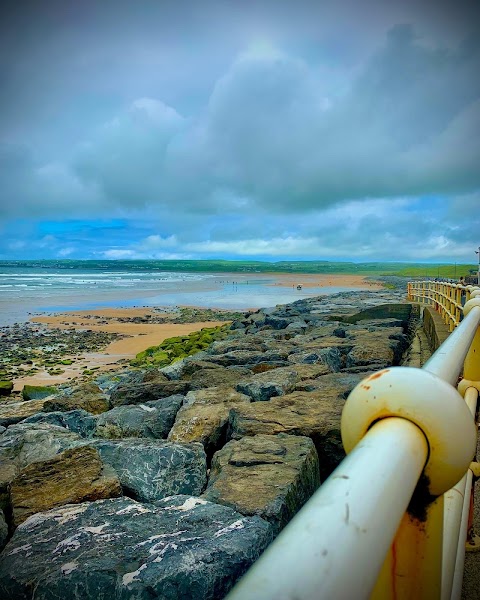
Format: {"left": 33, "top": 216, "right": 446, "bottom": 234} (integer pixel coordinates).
{"left": 86, "top": 439, "right": 207, "bottom": 502}
{"left": 236, "top": 368, "right": 298, "bottom": 401}
{"left": 204, "top": 350, "right": 289, "bottom": 367}
{"left": 22, "top": 409, "right": 98, "bottom": 438}
{"left": 0, "top": 422, "right": 82, "bottom": 475}
{"left": 159, "top": 353, "right": 210, "bottom": 380}
{"left": 95, "top": 395, "right": 183, "bottom": 439}
{"left": 0, "top": 399, "right": 50, "bottom": 427}
{"left": 0, "top": 496, "right": 274, "bottom": 600}
{"left": 207, "top": 339, "right": 267, "bottom": 355}
{"left": 110, "top": 381, "right": 190, "bottom": 406}
{"left": 264, "top": 316, "right": 292, "bottom": 330}
{"left": 287, "top": 346, "right": 342, "bottom": 371}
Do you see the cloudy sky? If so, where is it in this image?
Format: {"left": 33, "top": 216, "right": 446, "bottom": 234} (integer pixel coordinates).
{"left": 1, "top": 0, "right": 479, "bottom": 262}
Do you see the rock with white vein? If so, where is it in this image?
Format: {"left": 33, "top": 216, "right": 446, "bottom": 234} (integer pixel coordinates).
{"left": 0, "top": 496, "right": 274, "bottom": 599}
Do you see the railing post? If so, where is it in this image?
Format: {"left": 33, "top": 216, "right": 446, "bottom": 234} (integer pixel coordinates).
{"left": 371, "top": 497, "right": 444, "bottom": 599}
{"left": 463, "top": 295, "right": 480, "bottom": 384}
{"left": 342, "top": 367, "right": 476, "bottom": 600}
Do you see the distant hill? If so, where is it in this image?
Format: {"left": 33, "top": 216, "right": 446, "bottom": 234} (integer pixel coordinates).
{"left": 0, "top": 259, "right": 475, "bottom": 279}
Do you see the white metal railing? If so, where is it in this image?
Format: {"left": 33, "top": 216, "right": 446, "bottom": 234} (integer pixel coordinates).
{"left": 226, "top": 284, "right": 480, "bottom": 600}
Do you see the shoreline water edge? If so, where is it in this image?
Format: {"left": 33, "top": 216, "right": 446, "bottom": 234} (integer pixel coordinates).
{"left": 1, "top": 271, "right": 383, "bottom": 393}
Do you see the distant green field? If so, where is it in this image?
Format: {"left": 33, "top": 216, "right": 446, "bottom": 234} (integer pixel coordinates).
{"left": 0, "top": 259, "right": 476, "bottom": 279}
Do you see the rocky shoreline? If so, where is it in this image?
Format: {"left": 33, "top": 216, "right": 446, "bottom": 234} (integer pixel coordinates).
{"left": 0, "top": 284, "right": 417, "bottom": 599}
{"left": 0, "top": 307, "right": 245, "bottom": 395}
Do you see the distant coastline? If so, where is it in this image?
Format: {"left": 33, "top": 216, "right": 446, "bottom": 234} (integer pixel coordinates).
{"left": 0, "top": 258, "right": 475, "bottom": 277}
{"left": 0, "top": 263, "right": 380, "bottom": 327}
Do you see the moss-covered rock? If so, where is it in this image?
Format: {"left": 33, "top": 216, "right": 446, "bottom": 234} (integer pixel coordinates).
{"left": 0, "top": 381, "right": 13, "bottom": 397}
{"left": 22, "top": 384, "right": 57, "bottom": 401}
{"left": 131, "top": 324, "right": 230, "bottom": 368}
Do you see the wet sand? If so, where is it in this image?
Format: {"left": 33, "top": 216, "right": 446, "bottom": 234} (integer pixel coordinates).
{"left": 15, "top": 313, "right": 227, "bottom": 390}
{"left": 31, "top": 312, "right": 228, "bottom": 356}
{"left": 12, "top": 272, "right": 381, "bottom": 390}
{"left": 265, "top": 273, "right": 382, "bottom": 289}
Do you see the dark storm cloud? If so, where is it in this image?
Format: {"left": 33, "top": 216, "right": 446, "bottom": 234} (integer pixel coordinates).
{"left": 0, "top": 0, "right": 479, "bottom": 260}
{"left": 65, "top": 24, "right": 480, "bottom": 215}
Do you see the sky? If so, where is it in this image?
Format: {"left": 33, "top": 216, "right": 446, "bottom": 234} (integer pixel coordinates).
{"left": 0, "top": 0, "right": 479, "bottom": 263}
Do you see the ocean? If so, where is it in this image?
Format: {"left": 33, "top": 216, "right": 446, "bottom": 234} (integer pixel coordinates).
{"left": 0, "top": 262, "right": 368, "bottom": 326}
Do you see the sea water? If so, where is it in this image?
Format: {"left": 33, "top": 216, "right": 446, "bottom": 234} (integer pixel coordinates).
{"left": 0, "top": 262, "right": 367, "bottom": 326}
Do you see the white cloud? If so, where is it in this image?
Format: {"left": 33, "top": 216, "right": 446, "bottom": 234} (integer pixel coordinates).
{"left": 102, "top": 249, "right": 137, "bottom": 259}
{"left": 58, "top": 247, "right": 74, "bottom": 257}
{"left": 139, "top": 235, "right": 178, "bottom": 249}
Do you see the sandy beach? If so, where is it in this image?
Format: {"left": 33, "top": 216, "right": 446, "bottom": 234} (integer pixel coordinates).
{"left": 11, "top": 312, "right": 229, "bottom": 391}
{"left": 31, "top": 310, "right": 228, "bottom": 356}
{"left": 265, "top": 273, "right": 382, "bottom": 289}
{"left": 7, "top": 272, "right": 381, "bottom": 391}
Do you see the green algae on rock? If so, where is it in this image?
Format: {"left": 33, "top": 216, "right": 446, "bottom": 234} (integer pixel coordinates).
{"left": 0, "top": 381, "right": 13, "bottom": 396}
{"left": 21, "top": 384, "right": 58, "bottom": 400}
{"left": 131, "top": 324, "right": 231, "bottom": 368}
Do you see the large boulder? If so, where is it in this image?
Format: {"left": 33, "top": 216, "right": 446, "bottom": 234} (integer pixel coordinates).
{"left": 264, "top": 315, "right": 292, "bottom": 330}
{"left": 228, "top": 388, "right": 353, "bottom": 480}
{"left": 287, "top": 346, "right": 343, "bottom": 371}
{"left": 110, "top": 381, "right": 190, "bottom": 407}
{"left": 95, "top": 395, "right": 183, "bottom": 439}
{"left": 0, "top": 496, "right": 274, "bottom": 599}
{"left": 207, "top": 339, "right": 267, "bottom": 355}
{"left": 22, "top": 385, "right": 57, "bottom": 401}
{"left": 159, "top": 355, "right": 212, "bottom": 380}
{"left": 0, "top": 399, "right": 49, "bottom": 427}
{"left": 189, "top": 366, "right": 251, "bottom": 391}
{"left": 168, "top": 388, "right": 251, "bottom": 461}
{"left": 43, "top": 383, "right": 111, "bottom": 415}
{"left": 0, "top": 422, "right": 82, "bottom": 476}
{"left": 10, "top": 446, "right": 122, "bottom": 526}
{"left": 22, "top": 409, "right": 98, "bottom": 438}
{"left": 203, "top": 434, "right": 320, "bottom": 532}
{"left": 345, "top": 328, "right": 409, "bottom": 369}
{"left": 204, "top": 350, "right": 289, "bottom": 368}
{"left": 85, "top": 439, "right": 207, "bottom": 502}
{"left": 0, "top": 422, "right": 82, "bottom": 513}
{"left": 182, "top": 387, "right": 250, "bottom": 408}
{"left": 116, "top": 369, "right": 169, "bottom": 386}
{"left": 235, "top": 368, "right": 298, "bottom": 402}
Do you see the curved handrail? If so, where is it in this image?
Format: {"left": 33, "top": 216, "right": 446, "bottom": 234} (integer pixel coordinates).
{"left": 227, "top": 284, "right": 480, "bottom": 600}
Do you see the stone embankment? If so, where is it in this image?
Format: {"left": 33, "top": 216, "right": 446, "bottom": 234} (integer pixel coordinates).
{"left": 0, "top": 287, "right": 415, "bottom": 599}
